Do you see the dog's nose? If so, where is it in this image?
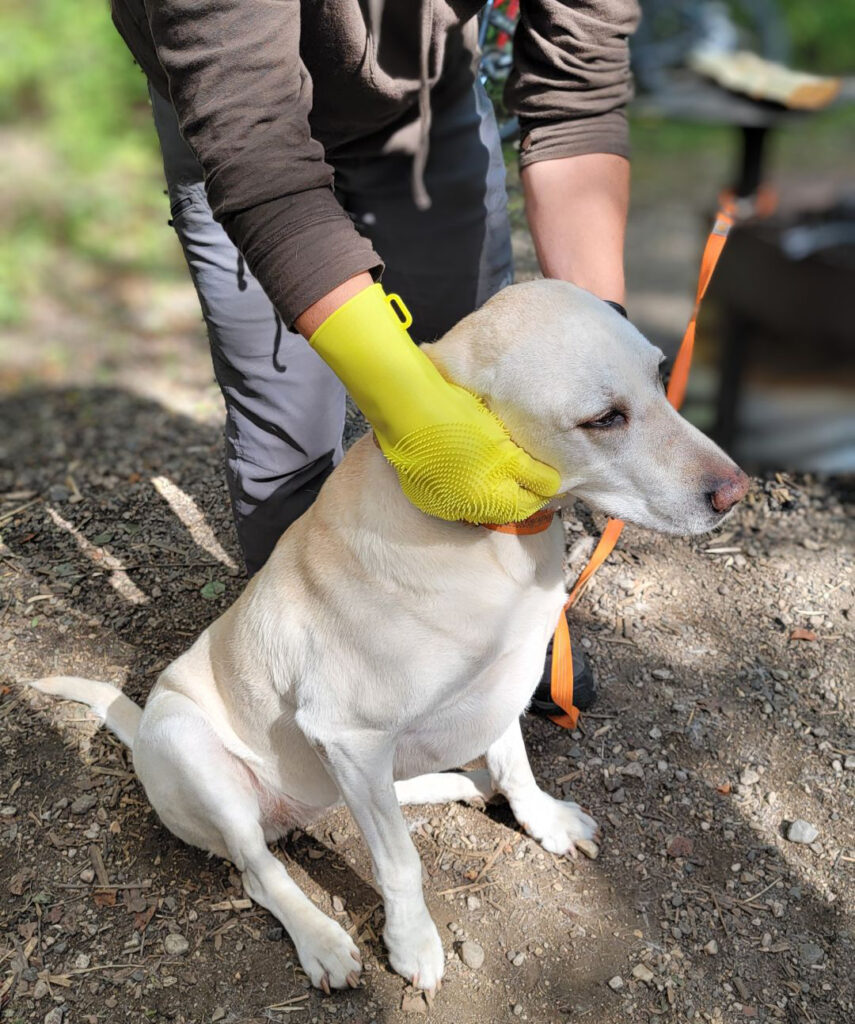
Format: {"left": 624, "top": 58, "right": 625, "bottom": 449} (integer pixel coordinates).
{"left": 709, "top": 469, "right": 750, "bottom": 513}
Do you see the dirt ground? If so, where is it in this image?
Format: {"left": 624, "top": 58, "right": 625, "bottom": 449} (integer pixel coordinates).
{"left": 2, "top": 128, "right": 854, "bottom": 1024}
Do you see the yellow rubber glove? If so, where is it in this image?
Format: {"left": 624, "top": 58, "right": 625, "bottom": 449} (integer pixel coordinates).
{"left": 309, "top": 283, "right": 560, "bottom": 523}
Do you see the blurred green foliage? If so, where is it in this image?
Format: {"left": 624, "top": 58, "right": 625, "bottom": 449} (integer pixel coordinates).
{"left": 0, "top": 0, "right": 851, "bottom": 328}
{"left": 779, "top": 0, "right": 855, "bottom": 74}
{"left": 0, "top": 0, "right": 167, "bottom": 326}
{"left": 0, "top": 0, "right": 153, "bottom": 166}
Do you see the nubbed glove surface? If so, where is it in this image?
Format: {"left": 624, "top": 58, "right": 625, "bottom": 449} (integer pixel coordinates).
{"left": 381, "top": 393, "right": 559, "bottom": 522}
{"left": 309, "top": 284, "right": 560, "bottom": 524}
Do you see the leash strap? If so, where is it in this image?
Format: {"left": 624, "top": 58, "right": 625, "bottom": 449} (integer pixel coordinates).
{"left": 666, "top": 201, "right": 735, "bottom": 409}
{"left": 548, "top": 199, "right": 737, "bottom": 729}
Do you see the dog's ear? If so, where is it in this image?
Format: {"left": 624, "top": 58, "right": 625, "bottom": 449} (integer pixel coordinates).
{"left": 424, "top": 293, "right": 521, "bottom": 397}
{"left": 422, "top": 330, "right": 497, "bottom": 398}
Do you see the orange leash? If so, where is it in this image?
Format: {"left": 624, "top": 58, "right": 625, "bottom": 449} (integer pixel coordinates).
{"left": 546, "top": 198, "right": 737, "bottom": 729}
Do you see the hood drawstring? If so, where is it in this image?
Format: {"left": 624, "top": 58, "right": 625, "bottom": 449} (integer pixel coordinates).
{"left": 367, "top": 0, "right": 435, "bottom": 212}
{"left": 411, "top": 0, "right": 434, "bottom": 211}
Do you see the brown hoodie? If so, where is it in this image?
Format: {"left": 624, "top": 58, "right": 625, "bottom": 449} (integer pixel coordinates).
{"left": 113, "top": 1, "right": 640, "bottom": 326}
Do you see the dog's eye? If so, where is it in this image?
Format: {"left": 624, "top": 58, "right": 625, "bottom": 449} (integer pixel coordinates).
{"left": 581, "top": 409, "right": 627, "bottom": 429}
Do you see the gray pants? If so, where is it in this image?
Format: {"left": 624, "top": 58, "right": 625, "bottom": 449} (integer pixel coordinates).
{"left": 150, "top": 84, "right": 513, "bottom": 574}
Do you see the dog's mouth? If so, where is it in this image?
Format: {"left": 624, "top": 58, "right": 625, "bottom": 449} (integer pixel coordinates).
{"left": 576, "top": 490, "right": 744, "bottom": 538}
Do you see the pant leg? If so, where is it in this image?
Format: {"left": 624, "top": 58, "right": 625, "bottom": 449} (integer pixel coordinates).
{"left": 148, "top": 87, "right": 346, "bottom": 575}
{"left": 335, "top": 81, "right": 513, "bottom": 343}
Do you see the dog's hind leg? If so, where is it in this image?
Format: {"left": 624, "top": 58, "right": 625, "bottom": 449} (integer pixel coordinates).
{"left": 133, "top": 694, "right": 361, "bottom": 991}
{"left": 394, "top": 770, "right": 495, "bottom": 806}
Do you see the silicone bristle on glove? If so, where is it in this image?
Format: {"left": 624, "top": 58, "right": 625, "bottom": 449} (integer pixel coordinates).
{"left": 381, "top": 398, "right": 558, "bottom": 523}
{"left": 308, "top": 284, "right": 560, "bottom": 524}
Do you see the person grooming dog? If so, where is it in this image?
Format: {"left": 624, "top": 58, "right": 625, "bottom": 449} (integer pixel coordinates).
{"left": 32, "top": 281, "right": 750, "bottom": 994}
{"left": 110, "top": 0, "right": 641, "bottom": 708}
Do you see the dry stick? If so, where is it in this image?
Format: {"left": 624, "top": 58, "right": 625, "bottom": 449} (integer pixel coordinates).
{"left": 474, "top": 836, "right": 509, "bottom": 883}
{"left": 54, "top": 881, "right": 151, "bottom": 890}
{"left": 347, "top": 901, "right": 381, "bottom": 937}
{"left": 435, "top": 879, "right": 498, "bottom": 898}
{"left": 268, "top": 995, "right": 310, "bottom": 1010}
{"left": 0, "top": 499, "right": 41, "bottom": 526}
{"left": 89, "top": 845, "right": 110, "bottom": 887}
{"left": 209, "top": 898, "right": 252, "bottom": 912}
{"left": 710, "top": 890, "right": 731, "bottom": 939}
{"left": 741, "top": 876, "right": 783, "bottom": 905}
{"left": 48, "top": 962, "right": 153, "bottom": 978}
{"left": 550, "top": 856, "right": 577, "bottom": 887}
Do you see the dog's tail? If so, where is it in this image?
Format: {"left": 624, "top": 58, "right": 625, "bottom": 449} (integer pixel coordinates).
{"left": 29, "top": 677, "right": 142, "bottom": 749}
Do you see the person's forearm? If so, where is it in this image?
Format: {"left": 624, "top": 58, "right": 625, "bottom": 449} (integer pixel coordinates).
{"left": 522, "top": 153, "right": 629, "bottom": 306}
{"left": 294, "top": 272, "right": 375, "bottom": 339}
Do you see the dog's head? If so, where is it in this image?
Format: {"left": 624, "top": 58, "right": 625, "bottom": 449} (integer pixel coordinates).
{"left": 429, "top": 279, "right": 748, "bottom": 534}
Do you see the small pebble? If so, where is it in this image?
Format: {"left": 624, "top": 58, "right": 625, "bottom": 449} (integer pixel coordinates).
{"left": 70, "top": 794, "right": 97, "bottom": 815}
{"left": 73, "top": 953, "right": 90, "bottom": 969}
{"left": 704, "top": 940, "right": 719, "bottom": 955}
{"left": 799, "top": 942, "right": 824, "bottom": 966}
{"left": 332, "top": 895, "right": 345, "bottom": 913}
{"left": 607, "top": 975, "right": 624, "bottom": 991}
{"left": 459, "top": 940, "right": 485, "bottom": 971}
{"left": 740, "top": 768, "right": 760, "bottom": 786}
{"left": 787, "top": 820, "right": 819, "bottom": 845}
{"left": 632, "top": 964, "right": 654, "bottom": 984}
{"left": 163, "top": 933, "right": 189, "bottom": 956}
{"left": 33, "top": 979, "right": 49, "bottom": 999}
{"left": 576, "top": 839, "right": 599, "bottom": 860}
{"left": 79, "top": 867, "right": 95, "bottom": 884}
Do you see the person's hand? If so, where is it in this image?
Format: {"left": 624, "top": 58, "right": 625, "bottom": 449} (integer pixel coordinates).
{"left": 308, "top": 283, "right": 560, "bottom": 523}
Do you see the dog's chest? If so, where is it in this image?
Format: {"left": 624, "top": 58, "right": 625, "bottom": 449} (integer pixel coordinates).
{"left": 393, "top": 580, "right": 566, "bottom": 777}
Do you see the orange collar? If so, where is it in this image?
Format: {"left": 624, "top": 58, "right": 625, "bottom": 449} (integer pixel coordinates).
{"left": 481, "top": 508, "right": 557, "bottom": 535}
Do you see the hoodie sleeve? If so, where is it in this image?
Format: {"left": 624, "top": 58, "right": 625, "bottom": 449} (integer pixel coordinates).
{"left": 143, "top": 0, "right": 382, "bottom": 327}
{"left": 505, "top": 0, "right": 641, "bottom": 167}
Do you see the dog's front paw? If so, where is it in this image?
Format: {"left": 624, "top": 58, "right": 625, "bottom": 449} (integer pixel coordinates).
{"left": 384, "top": 913, "right": 445, "bottom": 992}
{"left": 518, "top": 793, "right": 598, "bottom": 857}
{"left": 294, "top": 915, "right": 362, "bottom": 993}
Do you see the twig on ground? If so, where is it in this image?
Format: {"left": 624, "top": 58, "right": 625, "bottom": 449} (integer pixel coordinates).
{"left": 0, "top": 498, "right": 41, "bottom": 526}
{"left": 435, "top": 879, "right": 498, "bottom": 898}
{"left": 474, "top": 836, "right": 511, "bottom": 883}
{"left": 710, "top": 889, "right": 731, "bottom": 939}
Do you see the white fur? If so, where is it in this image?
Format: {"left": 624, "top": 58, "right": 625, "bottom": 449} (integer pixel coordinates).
{"left": 28, "top": 281, "right": 745, "bottom": 994}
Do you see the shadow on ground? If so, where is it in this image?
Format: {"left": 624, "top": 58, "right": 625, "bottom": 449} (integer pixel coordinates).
{"left": 1, "top": 386, "right": 853, "bottom": 1024}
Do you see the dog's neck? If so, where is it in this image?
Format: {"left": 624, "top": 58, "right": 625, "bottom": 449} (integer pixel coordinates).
{"left": 301, "top": 436, "right": 565, "bottom": 597}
